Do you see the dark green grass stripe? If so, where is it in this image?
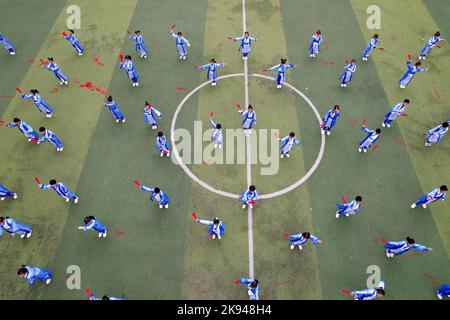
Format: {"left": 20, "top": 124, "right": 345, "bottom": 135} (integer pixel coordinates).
{"left": 0, "top": 0, "right": 66, "bottom": 116}
{"left": 280, "top": 0, "right": 450, "bottom": 299}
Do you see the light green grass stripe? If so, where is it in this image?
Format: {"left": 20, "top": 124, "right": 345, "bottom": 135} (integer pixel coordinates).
{"left": 0, "top": 0, "right": 138, "bottom": 299}
{"left": 350, "top": 0, "right": 450, "bottom": 259}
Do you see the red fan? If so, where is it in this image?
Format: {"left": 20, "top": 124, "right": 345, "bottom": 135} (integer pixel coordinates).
{"left": 209, "top": 112, "right": 213, "bottom": 117}
{"left": 341, "top": 195, "right": 348, "bottom": 204}
{"left": 192, "top": 212, "right": 198, "bottom": 220}
{"left": 234, "top": 279, "right": 240, "bottom": 284}
{"left": 362, "top": 118, "right": 366, "bottom": 127}
{"left": 34, "top": 176, "right": 41, "bottom": 185}
{"left": 15, "top": 87, "right": 23, "bottom": 94}
{"left": 193, "top": 65, "right": 200, "bottom": 70}
{"left": 341, "top": 289, "right": 352, "bottom": 295}
{"left": 118, "top": 54, "right": 124, "bottom": 63}
{"left": 170, "top": 23, "right": 176, "bottom": 30}
{"left": 126, "top": 30, "right": 132, "bottom": 35}
{"left": 85, "top": 289, "right": 94, "bottom": 300}
{"left": 61, "top": 32, "right": 67, "bottom": 37}
{"left": 399, "top": 113, "right": 408, "bottom": 117}
{"left": 407, "top": 53, "right": 412, "bottom": 61}
{"left": 248, "top": 200, "right": 256, "bottom": 205}
{"left": 133, "top": 179, "right": 141, "bottom": 188}
{"left": 227, "top": 36, "right": 233, "bottom": 40}
{"left": 261, "top": 68, "right": 269, "bottom": 72}
{"left": 236, "top": 104, "right": 242, "bottom": 110}
{"left": 283, "top": 233, "right": 289, "bottom": 238}
{"left": 377, "top": 47, "right": 385, "bottom": 51}
{"left": 31, "top": 138, "right": 39, "bottom": 143}
{"left": 0, "top": 119, "right": 4, "bottom": 126}
{"left": 40, "top": 59, "right": 48, "bottom": 65}
{"left": 421, "top": 132, "right": 427, "bottom": 136}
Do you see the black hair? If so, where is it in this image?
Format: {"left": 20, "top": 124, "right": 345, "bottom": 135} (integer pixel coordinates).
{"left": 135, "top": 30, "right": 140, "bottom": 33}
{"left": 17, "top": 267, "right": 28, "bottom": 275}
{"left": 158, "top": 131, "right": 164, "bottom": 137}
{"left": 351, "top": 59, "right": 356, "bottom": 63}
{"left": 13, "top": 117, "right": 20, "bottom": 123}
{"left": 302, "top": 232, "right": 311, "bottom": 239}
{"left": 244, "top": 31, "right": 249, "bottom": 35}
{"left": 0, "top": 216, "right": 6, "bottom": 223}
{"left": 102, "top": 295, "right": 110, "bottom": 300}
{"left": 403, "top": 99, "right": 410, "bottom": 104}
{"left": 125, "top": 55, "right": 132, "bottom": 60}
{"left": 355, "top": 195, "right": 362, "bottom": 202}
{"left": 47, "top": 57, "right": 54, "bottom": 61}
{"left": 440, "top": 185, "right": 448, "bottom": 191}
{"left": 289, "top": 132, "right": 295, "bottom": 137}
{"left": 373, "top": 34, "right": 379, "bottom": 39}
{"left": 333, "top": 105, "right": 340, "bottom": 110}
{"left": 250, "top": 279, "right": 258, "bottom": 288}
{"left": 177, "top": 31, "right": 182, "bottom": 36}
{"left": 107, "top": 95, "right": 113, "bottom": 102}
{"left": 248, "top": 104, "right": 253, "bottom": 110}
{"left": 249, "top": 185, "right": 256, "bottom": 191}
{"left": 213, "top": 218, "right": 220, "bottom": 225}
{"left": 84, "top": 216, "right": 95, "bottom": 224}
{"left": 216, "top": 123, "right": 222, "bottom": 129}
{"left": 39, "top": 127, "right": 46, "bottom": 132}
{"left": 69, "top": 29, "right": 75, "bottom": 33}
{"left": 434, "top": 31, "right": 441, "bottom": 37}
{"left": 375, "top": 128, "right": 381, "bottom": 134}
{"left": 442, "top": 122, "right": 449, "bottom": 128}
{"left": 406, "top": 236, "right": 415, "bottom": 245}
{"left": 281, "top": 58, "right": 287, "bottom": 64}
{"left": 210, "top": 58, "right": 216, "bottom": 63}
{"left": 49, "top": 179, "right": 57, "bottom": 185}
{"left": 154, "top": 187, "right": 160, "bottom": 194}
{"left": 415, "top": 61, "right": 421, "bottom": 67}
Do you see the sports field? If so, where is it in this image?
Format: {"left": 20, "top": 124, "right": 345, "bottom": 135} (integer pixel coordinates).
{"left": 0, "top": 0, "right": 449, "bottom": 300}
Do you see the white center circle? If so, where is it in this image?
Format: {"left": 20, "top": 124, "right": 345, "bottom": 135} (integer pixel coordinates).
{"left": 170, "top": 73, "right": 325, "bottom": 200}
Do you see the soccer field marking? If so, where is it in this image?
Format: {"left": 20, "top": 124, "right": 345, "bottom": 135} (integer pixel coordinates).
{"left": 170, "top": 73, "right": 325, "bottom": 199}
{"left": 241, "top": 0, "right": 254, "bottom": 279}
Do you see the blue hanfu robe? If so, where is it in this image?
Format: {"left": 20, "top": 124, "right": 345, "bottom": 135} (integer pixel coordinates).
{"left": 239, "top": 187, "right": 258, "bottom": 205}
{"left": 144, "top": 105, "right": 162, "bottom": 127}
{"left": 436, "top": 284, "right": 450, "bottom": 297}
{"left": 39, "top": 129, "right": 63, "bottom": 149}
{"left": 239, "top": 110, "right": 256, "bottom": 129}
{"left": 0, "top": 218, "right": 31, "bottom": 237}
{"left": 234, "top": 36, "right": 256, "bottom": 57}
{"left": 280, "top": 136, "right": 300, "bottom": 155}
{"left": 21, "top": 93, "right": 54, "bottom": 116}
{"left": 170, "top": 31, "right": 190, "bottom": 56}
{"left": 81, "top": 218, "right": 107, "bottom": 234}
{"left": 119, "top": 60, "right": 139, "bottom": 84}
{"left": 22, "top": 266, "right": 52, "bottom": 285}
{"left": 156, "top": 135, "right": 170, "bottom": 154}
{"left": 7, "top": 120, "right": 39, "bottom": 141}
{"left": 399, "top": 61, "right": 426, "bottom": 87}
{"left": 425, "top": 124, "right": 448, "bottom": 145}
{"left": 336, "top": 200, "right": 360, "bottom": 216}
{"left": 239, "top": 278, "right": 259, "bottom": 300}
{"left": 420, "top": 35, "right": 444, "bottom": 58}
{"left": 359, "top": 127, "right": 380, "bottom": 150}
{"left": 352, "top": 281, "right": 385, "bottom": 300}
{"left": 42, "top": 61, "right": 68, "bottom": 83}
{"left": 209, "top": 118, "right": 223, "bottom": 145}
{"left": 288, "top": 233, "right": 320, "bottom": 246}
{"left": 414, "top": 188, "right": 446, "bottom": 206}
{"left": 384, "top": 240, "right": 429, "bottom": 256}
{"left": 269, "top": 63, "right": 294, "bottom": 85}
{"left": 198, "top": 219, "right": 225, "bottom": 237}
{"left": 384, "top": 102, "right": 406, "bottom": 125}
{"left": 129, "top": 34, "right": 148, "bottom": 57}
{"left": 308, "top": 33, "right": 323, "bottom": 55}
{"left": 0, "top": 33, "right": 14, "bottom": 53}
{"left": 339, "top": 63, "right": 356, "bottom": 85}
{"left": 104, "top": 100, "right": 125, "bottom": 121}
{"left": 64, "top": 33, "right": 84, "bottom": 54}
{"left": 141, "top": 185, "right": 169, "bottom": 205}
{"left": 322, "top": 109, "right": 340, "bottom": 132}
{"left": 200, "top": 62, "right": 224, "bottom": 82}
{"left": 362, "top": 37, "right": 380, "bottom": 59}
{"left": 0, "top": 183, "right": 16, "bottom": 198}
{"left": 40, "top": 182, "right": 78, "bottom": 200}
